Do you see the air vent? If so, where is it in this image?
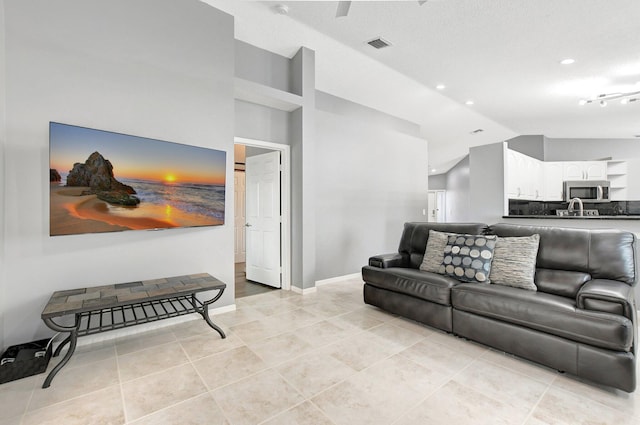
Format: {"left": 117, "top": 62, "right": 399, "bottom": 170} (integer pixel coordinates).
{"left": 470, "top": 129, "right": 484, "bottom": 135}
{"left": 367, "top": 37, "right": 392, "bottom": 49}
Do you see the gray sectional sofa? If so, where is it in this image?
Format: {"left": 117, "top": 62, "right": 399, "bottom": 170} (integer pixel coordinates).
{"left": 362, "top": 222, "right": 638, "bottom": 392}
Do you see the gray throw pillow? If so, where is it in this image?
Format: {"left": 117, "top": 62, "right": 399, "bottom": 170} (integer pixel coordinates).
{"left": 419, "top": 230, "right": 451, "bottom": 273}
{"left": 489, "top": 234, "right": 540, "bottom": 291}
{"left": 439, "top": 234, "right": 497, "bottom": 283}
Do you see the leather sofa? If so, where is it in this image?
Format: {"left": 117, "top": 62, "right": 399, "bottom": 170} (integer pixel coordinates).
{"left": 362, "top": 222, "right": 638, "bottom": 392}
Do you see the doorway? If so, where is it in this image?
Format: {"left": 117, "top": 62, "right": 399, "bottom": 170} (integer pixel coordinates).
{"left": 234, "top": 138, "right": 291, "bottom": 298}
{"left": 427, "top": 190, "right": 446, "bottom": 222}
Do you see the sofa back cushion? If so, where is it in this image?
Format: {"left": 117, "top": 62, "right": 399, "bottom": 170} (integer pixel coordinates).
{"left": 489, "top": 223, "right": 636, "bottom": 286}
{"left": 399, "top": 222, "right": 488, "bottom": 269}
{"left": 534, "top": 269, "right": 592, "bottom": 298}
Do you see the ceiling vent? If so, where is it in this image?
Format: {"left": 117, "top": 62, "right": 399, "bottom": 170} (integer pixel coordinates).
{"left": 367, "top": 37, "right": 392, "bottom": 49}
{"left": 470, "top": 129, "right": 484, "bottom": 135}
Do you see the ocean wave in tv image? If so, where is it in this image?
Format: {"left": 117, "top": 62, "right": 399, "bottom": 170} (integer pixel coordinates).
{"left": 122, "top": 178, "right": 225, "bottom": 220}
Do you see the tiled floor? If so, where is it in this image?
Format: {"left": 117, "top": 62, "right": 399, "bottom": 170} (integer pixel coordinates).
{"left": 2, "top": 277, "right": 639, "bottom": 424}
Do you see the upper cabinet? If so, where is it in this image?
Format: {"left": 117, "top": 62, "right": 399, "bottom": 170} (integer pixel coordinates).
{"left": 543, "top": 162, "right": 564, "bottom": 201}
{"left": 562, "top": 161, "right": 607, "bottom": 181}
{"left": 506, "top": 149, "right": 543, "bottom": 200}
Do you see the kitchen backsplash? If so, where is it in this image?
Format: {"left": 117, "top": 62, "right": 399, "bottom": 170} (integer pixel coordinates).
{"left": 508, "top": 200, "right": 640, "bottom": 216}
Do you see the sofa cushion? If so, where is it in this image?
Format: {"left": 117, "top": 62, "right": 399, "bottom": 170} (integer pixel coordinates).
{"left": 451, "top": 283, "right": 634, "bottom": 351}
{"left": 362, "top": 266, "right": 461, "bottom": 306}
{"left": 489, "top": 234, "right": 540, "bottom": 290}
{"left": 398, "top": 223, "right": 489, "bottom": 269}
{"left": 535, "top": 269, "right": 591, "bottom": 298}
{"left": 419, "top": 230, "right": 451, "bottom": 273}
{"left": 440, "top": 234, "right": 497, "bottom": 283}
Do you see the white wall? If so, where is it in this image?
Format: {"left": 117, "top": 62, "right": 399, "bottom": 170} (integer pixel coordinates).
{"left": 2, "top": 0, "right": 234, "bottom": 346}
{"left": 315, "top": 93, "right": 428, "bottom": 280}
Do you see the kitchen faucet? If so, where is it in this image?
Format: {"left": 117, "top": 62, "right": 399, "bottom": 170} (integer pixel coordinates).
{"left": 568, "top": 197, "right": 584, "bottom": 216}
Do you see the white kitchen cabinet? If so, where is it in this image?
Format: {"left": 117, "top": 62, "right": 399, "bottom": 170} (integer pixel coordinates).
{"left": 562, "top": 161, "right": 607, "bottom": 181}
{"left": 543, "top": 162, "right": 564, "bottom": 201}
{"left": 506, "top": 149, "right": 543, "bottom": 200}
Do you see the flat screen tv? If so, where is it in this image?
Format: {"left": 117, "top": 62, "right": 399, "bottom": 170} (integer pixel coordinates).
{"left": 49, "top": 122, "right": 226, "bottom": 236}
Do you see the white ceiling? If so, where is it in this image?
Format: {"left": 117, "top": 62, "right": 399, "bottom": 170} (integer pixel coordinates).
{"left": 203, "top": 0, "right": 640, "bottom": 173}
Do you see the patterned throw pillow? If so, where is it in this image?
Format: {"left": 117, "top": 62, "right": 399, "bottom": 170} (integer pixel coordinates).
{"left": 439, "top": 234, "right": 497, "bottom": 283}
{"left": 489, "top": 234, "right": 540, "bottom": 291}
{"left": 419, "top": 230, "right": 451, "bottom": 273}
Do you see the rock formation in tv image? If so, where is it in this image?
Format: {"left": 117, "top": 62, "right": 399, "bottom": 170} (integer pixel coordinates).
{"left": 66, "top": 151, "right": 140, "bottom": 206}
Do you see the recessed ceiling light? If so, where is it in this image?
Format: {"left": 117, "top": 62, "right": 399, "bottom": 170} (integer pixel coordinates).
{"left": 436, "top": 84, "right": 446, "bottom": 90}
{"left": 465, "top": 100, "right": 474, "bottom": 106}
{"left": 431, "top": 168, "right": 437, "bottom": 172}
{"left": 560, "top": 58, "right": 575, "bottom": 65}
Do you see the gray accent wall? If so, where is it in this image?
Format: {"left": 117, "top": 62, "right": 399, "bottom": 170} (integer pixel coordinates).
{"left": 2, "top": 0, "right": 234, "bottom": 347}
{"left": 507, "top": 135, "right": 545, "bottom": 160}
{"left": 469, "top": 143, "right": 506, "bottom": 224}
{"left": 0, "top": 0, "right": 6, "bottom": 352}
{"left": 428, "top": 174, "right": 446, "bottom": 190}
{"left": 235, "top": 40, "right": 292, "bottom": 93}
{"left": 235, "top": 100, "right": 291, "bottom": 144}
{"left": 445, "top": 156, "right": 471, "bottom": 222}
{"left": 315, "top": 93, "right": 427, "bottom": 280}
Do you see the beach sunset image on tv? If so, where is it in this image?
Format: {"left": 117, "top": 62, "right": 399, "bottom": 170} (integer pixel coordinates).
{"left": 49, "top": 122, "right": 226, "bottom": 236}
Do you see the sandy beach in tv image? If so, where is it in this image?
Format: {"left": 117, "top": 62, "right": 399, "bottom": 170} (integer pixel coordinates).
{"left": 49, "top": 122, "right": 226, "bottom": 236}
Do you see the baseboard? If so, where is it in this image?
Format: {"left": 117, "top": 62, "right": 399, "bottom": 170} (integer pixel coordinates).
{"left": 75, "top": 303, "right": 236, "bottom": 348}
{"left": 315, "top": 272, "right": 361, "bottom": 286}
{"left": 291, "top": 285, "right": 317, "bottom": 295}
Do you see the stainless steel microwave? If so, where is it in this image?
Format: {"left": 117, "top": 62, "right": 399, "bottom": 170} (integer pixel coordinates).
{"left": 563, "top": 180, "right": 611, "bottom": 202}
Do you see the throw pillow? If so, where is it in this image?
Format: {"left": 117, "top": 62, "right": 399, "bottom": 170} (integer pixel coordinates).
{"left": 419, "top": 230, "right": 451, "bottom": 273}
{"left": 439, "top": 234, "right": 497, "bottom": 283}
{"left": 489, "top": 234, "right": 540, "bottom": 291}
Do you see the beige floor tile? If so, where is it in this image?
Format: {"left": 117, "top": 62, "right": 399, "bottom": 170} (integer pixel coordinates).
{"left": 329, "top": 309, "right": 385, "bottom": 331}
{"left": 253, "top": 299, "right": 301, "bottom": 316}
{"left": 192, "top": 345, "right": 268, "bottom": 390}
{"left": 0, "top": 375, "right": 37, "bottom": 419}
{"left": 168, "top": 318, "right": 222, "bottom": 340}
{"left": 28, "top": 357, "right": 119, "bottom": 411}
{"left": 249, "top": 332, "right": 313, "bottom": 366}
{"left": 115, "top": 329, "right": 177, "bottom": 356}
{"left": 118, "top": 342, "right": 189, "bottom": 382}
{"left": 179, "top": 332, "right": 243, "bottom": 361}
{"left": 295, "top": 320, "right": 354, "bottom": 348}
{"left": 262, "top": 401, "right": 336, "bottom": 425}
{"left": 0, "top": 416, "right": 21, "bottom": 425}
{"left": 271, "top": 307, "right": 323, "bottom": 329}
{"left": 453, "top": 359, "right": 550, "bottom": 411}
{"left": 305, "top": 301, "right": 355, "bottom": 319}
{"left": 552, "top": 373, "right": 640, "bottom": 418}
{"left": 366, "top": 322, "right": 426, "bottom": 352}
{"left": 399, "top": 338, "right": 475, "bottom": 376}
{"left": 531, "top": 386, "right": 638, "bottom": 425}
{"left": 480, "top": 349, "right": 558, "bottom": 385}
{"left": 214, "top": 306, "right": 265, "bottom": 327}
{"left": 121, "top": 363, "right": 207, "bottom": 421}
{"left": 229, "top": 316, "right": 292, "bottom": 344}
{"left": 129, "top": 393, "right": 228, "bottom": 425}
{"left": 276, "top": 351, "right": 357, "bottom": 398}
{"left": 22, "top": 385, "right": 124, "bottom": 425}
{"left": 66, "top": 344, "right": 117, "bottom": 369}
{"left": 322, "top": 332, "right": 398, "bottom": 371}
{"left": 212, "top": 369, "right": 304, "bottom": 425}
{"left": 395, "top": 380, "right": 530, "bottom": 425}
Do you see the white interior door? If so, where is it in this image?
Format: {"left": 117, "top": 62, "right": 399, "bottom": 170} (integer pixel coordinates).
{"left": 427, "top": 190, "right": 446, "bottom": 223}
{"left": 245, "top": 151, "right": 281, "bottom": 288}
{"left": 234, "top": 171, "right": 246, "bottom": 263}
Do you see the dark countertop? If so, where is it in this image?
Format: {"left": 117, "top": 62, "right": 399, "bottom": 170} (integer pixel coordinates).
{"left": 503, "top": 215, "right": 640, "bottom": 220}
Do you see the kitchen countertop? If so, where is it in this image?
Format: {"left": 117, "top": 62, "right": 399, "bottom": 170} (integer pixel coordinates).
{"left": 503, "top": 215, "right": 640, "bottom": 220}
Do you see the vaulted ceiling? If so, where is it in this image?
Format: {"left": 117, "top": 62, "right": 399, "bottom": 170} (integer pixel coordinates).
{"left": 204, "top": 0, "right": 640, "bottom": 172}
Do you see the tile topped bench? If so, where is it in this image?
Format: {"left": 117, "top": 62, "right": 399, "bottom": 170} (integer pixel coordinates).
{"left": 41, "top": 273, "right": 226, "bottom": 388}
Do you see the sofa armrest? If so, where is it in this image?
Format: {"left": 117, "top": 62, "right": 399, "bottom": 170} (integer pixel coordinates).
{"left": 577, "top": 279, "right": 635, "bottom": 320}
{"left": 368, "top": 253, "right": 407, "bottom": 269}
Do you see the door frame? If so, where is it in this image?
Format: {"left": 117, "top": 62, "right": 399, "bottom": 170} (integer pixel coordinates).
{"left": 234, "top": 137, "right": 291, "bottom": 291}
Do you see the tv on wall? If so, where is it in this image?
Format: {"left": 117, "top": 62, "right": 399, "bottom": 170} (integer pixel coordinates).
{"left": 49, "top": 122, "right": 226, "bottom": 236}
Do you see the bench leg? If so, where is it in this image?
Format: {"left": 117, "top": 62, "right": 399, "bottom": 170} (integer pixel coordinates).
{"left": 193, "top": 291, "right": 226, "bottom": 339}
{"left": 42, "top": 317, "right": 79, "bottom": 388}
